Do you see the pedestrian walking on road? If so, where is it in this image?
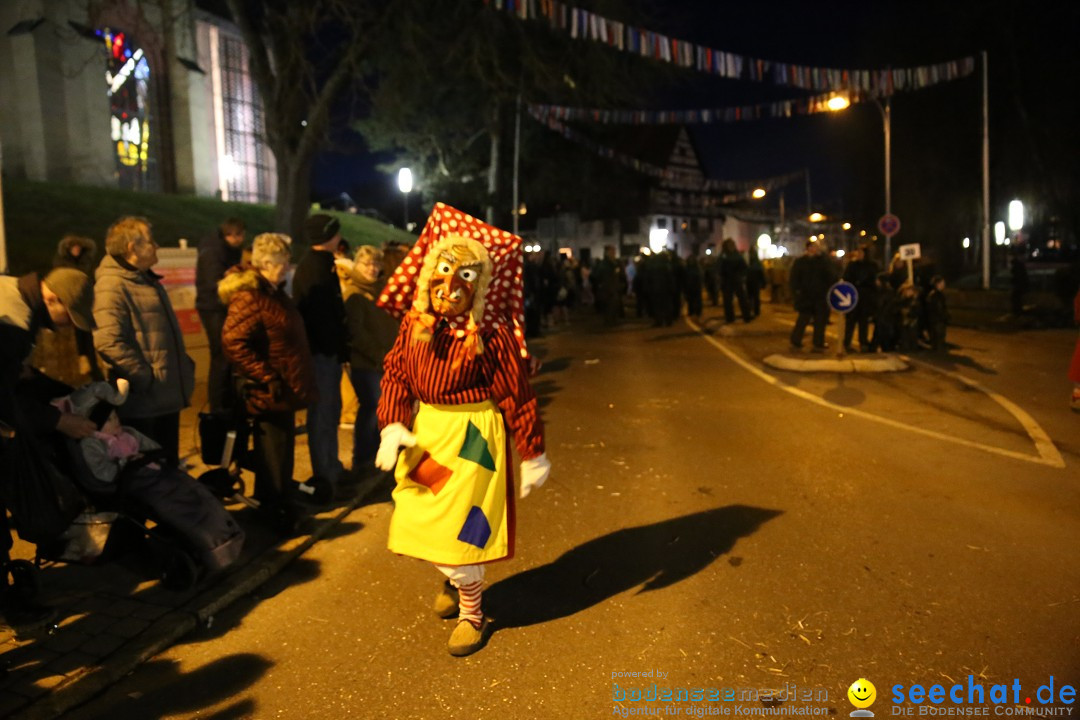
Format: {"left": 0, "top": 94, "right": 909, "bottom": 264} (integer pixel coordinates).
{"left": 925, "top": 276, "right": 950, "bottom": 352}
{"left": 789, "top": 240, "right": 836, "bottom": 351}
{"left": 292, "top": 214, "right": 348, "bottom": 491}
{"left": 746, "top": 246, "right": 766, "bottom": 319}
{"left": 374, "top": 203, "right": 550, "bottom": 658}
{"left": 94, "top": 217, "right": 195, "bottom": 464}
{"left": 719, "top": 239, "right": 751, "bottom": 323}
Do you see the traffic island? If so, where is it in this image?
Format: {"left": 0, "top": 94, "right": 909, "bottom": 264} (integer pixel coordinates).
{"left": 762, "top": 353, "right": 909, "bottom": 373}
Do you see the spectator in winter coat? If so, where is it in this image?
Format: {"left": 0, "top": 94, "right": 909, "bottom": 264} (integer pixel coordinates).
{"left": 871, "top": 273, "right": 900, "bottom": 352}
{"left": 195, "top": 218, "right": 246, "bottom": 413}
{"left": 0, "top": 267, "right": 95, "bottom": 625}
{"left": 842, "top": 246, "right": 879, "bottom": 352}
{"left": 344, "top": 245, "right": 400, "bottom": 476}
{"left": 745, "top": 247, "right": 766, "bottom": 319}
{"left": 789, "top": 240, "right": 837, "bottom": 351}
{"left": 292, "top": 213, "right": 348, "bottom": 489}
{"left": 93, "top": 217, "right": 194, "bottom": 463}
{"left": 220, "top": 233, "right": 317, "bottom": 533}
{"left": 925, "top": 276, "right": 950, "bottom": 352}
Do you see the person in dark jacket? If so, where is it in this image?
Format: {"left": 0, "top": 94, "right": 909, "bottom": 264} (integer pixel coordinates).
{"left": 221, "top": 233, "right": 317, "bottom": 533}
{"left": 746, "top": 246, "right": 766, "bottom": 319}
{"left": 93, "top": 217, "right": 195, "bottom": 463}
{"left": 925, "top": 276, "right": 950, "bottom": 351}
{"left": 344, "top": 245, "right": 400, "bottom": 476}
{"left": 292, "top": 213, "right": 348, "bottom": 488}
{"left": 196, "top": 218, "right": 246, "bottom": 413}
{"left": 54, "top": 235, "right": 98, "bottom": 274}
{"left": 0, "top": 268, "right": 96, "bottom": 625}
{"left": 789, "top": 240, "right": 837, "bottom": 351}
{"left": 683, "top": 255, "right": 704, "bottom": 320}
{"left": 842, "top": 246, "right": 879, "bottom": 352}
{"left": 719, "top": 238, "right": 751, "bottom": 323}
{"left": 870, "top": 273, "right": 899, "bottom": 352}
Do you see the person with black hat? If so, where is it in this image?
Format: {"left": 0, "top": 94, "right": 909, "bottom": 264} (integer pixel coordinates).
{"left": 0, "top": 267, "right": 96, "bottom": 627}
{"left": 292, "top": 213, "right": 348, "bottom": 492}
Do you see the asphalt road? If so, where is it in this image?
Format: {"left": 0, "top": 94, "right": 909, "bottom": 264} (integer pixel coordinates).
{"left": 67, "top": 304, "right": 1080, "bottom": 719}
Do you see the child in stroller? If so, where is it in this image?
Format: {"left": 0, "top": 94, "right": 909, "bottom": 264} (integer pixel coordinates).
{"left": 48, "top": 380, "right": 246, "bottom": 588}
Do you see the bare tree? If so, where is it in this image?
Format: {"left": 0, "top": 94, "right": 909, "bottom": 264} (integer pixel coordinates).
{"left": 224, "top": 0, "right": 397, "bottom": 240}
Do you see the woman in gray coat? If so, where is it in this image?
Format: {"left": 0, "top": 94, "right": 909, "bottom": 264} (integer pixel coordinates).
{"left": 93, "top": 216, "right": 195, "bottom": 462}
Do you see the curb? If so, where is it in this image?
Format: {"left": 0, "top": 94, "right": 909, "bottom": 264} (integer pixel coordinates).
{"left": 762, "top": 353, "right": 909, "bottom": 373}
{"left": 12, "top": 473, "right": 389, "bottom": 720}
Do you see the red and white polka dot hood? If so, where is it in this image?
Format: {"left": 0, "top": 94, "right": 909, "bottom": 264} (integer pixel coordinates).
{"left": 377, "top": 202, "right": 529, "bottom": 361}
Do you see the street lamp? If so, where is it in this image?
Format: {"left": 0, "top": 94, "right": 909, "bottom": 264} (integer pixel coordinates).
{"left": 994, "top": 221, "right": 1006, "bottom": 246}
{"left": 752, "top": 188, "right": 766, "bottom": 199}
{"left": 808, "top": 212, "right": 826, "bottom": 223}
{"left": 397, "top": 167, "right": 413, "bottom": 230}
{"left": 1008, "top": 199, "right": 1023, "bottom": 237}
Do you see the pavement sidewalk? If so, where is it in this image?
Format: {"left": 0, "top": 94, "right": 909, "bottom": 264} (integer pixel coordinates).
{"left": 0, "top": 335, "right": 387, "bottom": 720}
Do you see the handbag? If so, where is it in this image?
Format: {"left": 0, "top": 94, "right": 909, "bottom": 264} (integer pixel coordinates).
{"left": 198, "top": 411, "right": 248, "bottom": 466}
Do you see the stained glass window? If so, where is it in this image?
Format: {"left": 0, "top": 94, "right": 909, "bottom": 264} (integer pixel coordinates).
{"left": 100, "top": 27, "right": 157, "bottom": 191}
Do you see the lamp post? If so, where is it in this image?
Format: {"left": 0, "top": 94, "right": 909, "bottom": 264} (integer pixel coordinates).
{"left": 397, "top": 167, "right": 413, "bottom": 231}
{"left": 873, "top": 97, "right": 893, "bottom": 264}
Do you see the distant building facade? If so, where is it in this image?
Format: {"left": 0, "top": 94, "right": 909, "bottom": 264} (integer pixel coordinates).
{"left": 535, "top": 127, "right": 766, "bottom": 260}
{"left": 0, "top": 0, "right": 274, "bottom": 203}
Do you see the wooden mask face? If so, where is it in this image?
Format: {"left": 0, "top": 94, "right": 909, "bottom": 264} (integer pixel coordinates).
{"left": 429, "top": 244, "right": 483, "bottom": 317}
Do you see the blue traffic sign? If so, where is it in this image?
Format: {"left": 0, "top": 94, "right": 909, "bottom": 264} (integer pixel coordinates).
{"left": 828, "top": 281, "right": 858, "bottom": 314}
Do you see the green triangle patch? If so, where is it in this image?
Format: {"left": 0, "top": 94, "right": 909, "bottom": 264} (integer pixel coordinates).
{"left": 458, "top": 421, "right": 496, "bottom": 471}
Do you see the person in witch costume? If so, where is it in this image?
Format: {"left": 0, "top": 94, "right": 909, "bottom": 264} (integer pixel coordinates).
{"left": 375, "top": 203, "right": 551, "bottom": 657}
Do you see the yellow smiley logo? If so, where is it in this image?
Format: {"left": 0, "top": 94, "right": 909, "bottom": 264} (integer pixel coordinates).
{"left": 848, "top": 678, "right": 877, "bottom": 709}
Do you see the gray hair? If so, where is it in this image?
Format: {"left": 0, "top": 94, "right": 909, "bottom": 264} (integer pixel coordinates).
{"left": 251, "top": 233, "right": 292, "bottom": 270}
{"left": 353, "top": 244, "right": 383, "bottom": 265}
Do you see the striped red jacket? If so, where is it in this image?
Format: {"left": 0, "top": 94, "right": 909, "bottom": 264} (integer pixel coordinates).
{"left": 377, "top": 313, "right": 544, "bottom": 460}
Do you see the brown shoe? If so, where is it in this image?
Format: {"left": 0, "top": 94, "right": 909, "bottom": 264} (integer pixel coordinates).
{"left": 433, "top": 580, "right": 459, "bottom": 619}
{"left": 448, "top": 617, "right": 489, "bottom": 657}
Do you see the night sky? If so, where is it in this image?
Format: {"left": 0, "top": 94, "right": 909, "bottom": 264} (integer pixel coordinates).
{"left": 313, "top": 0, "right": 1076, "bottom": 250}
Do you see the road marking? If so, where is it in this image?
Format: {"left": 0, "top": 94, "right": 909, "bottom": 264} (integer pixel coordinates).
{"left": 686, "top": 317, "right": 1066, "bottom": 469}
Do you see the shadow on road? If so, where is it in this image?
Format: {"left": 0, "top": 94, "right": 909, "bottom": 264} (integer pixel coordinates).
{"left": 486, "top": 504, "right": 782, "bottom": 632}
{"left": 65, "top": 653, "right": 271, "bottom": 720}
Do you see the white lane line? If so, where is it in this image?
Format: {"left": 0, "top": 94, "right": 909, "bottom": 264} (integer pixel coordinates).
{"left": 686, "top": 317, "right": 1066, "bottom": 469}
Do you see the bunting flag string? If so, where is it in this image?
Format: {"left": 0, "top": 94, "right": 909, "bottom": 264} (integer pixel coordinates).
{"left": 527, "top": 106, "right": 804, "bottom": 196}
{"left": 528, "top": 87, "right": 871, "bottom": 126}
{"left": 485, "top": 0, "right": 975, "bottom": 97}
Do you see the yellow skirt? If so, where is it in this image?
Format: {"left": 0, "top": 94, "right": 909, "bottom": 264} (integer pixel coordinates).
{"left": 388, "top": 400, "right": 515, "bottom": 565}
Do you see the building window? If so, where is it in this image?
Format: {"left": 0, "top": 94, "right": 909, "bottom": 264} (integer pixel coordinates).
{"left": 101, "top": 28, "right": 157, "bottom": 191}
{"left": 214, "top": 31, "right": 273, "bottom": 203}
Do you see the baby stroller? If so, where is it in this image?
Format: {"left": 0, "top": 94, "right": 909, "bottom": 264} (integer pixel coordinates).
{"left": 2, "top": 379, "right": 245, "bottom": 595}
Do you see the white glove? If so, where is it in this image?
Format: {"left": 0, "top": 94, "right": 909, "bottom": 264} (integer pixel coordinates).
{"left": 519, "top": 453, "right": 551, "bottom": 499}
{"left": 375, "top": 422, "right": 417, "bottom": 471}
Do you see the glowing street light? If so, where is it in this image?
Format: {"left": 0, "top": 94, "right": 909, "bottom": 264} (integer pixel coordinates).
{"left": 842, "top": 222, "right": 851, "bottom": 230}
{"left": 648, "top": 227, "right": 669, "bottom": 254}
{"left": 757, "top": 233, "right": 772, "bottom": 251}
{"left": 1008, "top": 199, "right": 1024, "bottom": 232}
{"left": 397, "top": 167, "right": 413, "bottom": 230}
{"left": 752, "top": 188, "right": 766, "bottom": 199}
{"left": 994, "top": 221, "right": 1006, "bottom": 246}
{"left": 962, "top": 237, "right": 971, "bottom": 249}
{"left": 826, "top": 94, "right": 851, "bottom": 112}
{"left": 808, "top": 212, "right": 826, "bottom": 223}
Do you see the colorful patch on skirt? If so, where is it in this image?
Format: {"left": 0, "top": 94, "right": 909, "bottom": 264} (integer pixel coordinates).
{"left": 388, "top": 400, "right": 514, "bottom": 565}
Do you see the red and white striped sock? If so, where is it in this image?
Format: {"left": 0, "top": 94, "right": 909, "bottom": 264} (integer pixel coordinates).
{"left": 455, "top": 580, "right": 483, "bottom": 628}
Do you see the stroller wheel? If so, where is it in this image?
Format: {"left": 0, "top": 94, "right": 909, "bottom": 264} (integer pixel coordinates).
{"left": 159, "top": 547, "right": 199, "bottom": 592}
{"left": 3, "top": 560, "right": 41, "bottom": 605}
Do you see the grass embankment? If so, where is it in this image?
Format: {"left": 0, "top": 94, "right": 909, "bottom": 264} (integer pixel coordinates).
{"left": 2, "top": 180, "right": 412, "bottom": 274}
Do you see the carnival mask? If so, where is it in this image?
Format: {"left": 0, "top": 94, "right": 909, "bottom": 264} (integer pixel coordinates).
{"left": 429, "top": 244, "right": 482, "bottom": 317}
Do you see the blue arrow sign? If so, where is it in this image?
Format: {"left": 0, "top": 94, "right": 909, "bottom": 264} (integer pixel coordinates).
{"left": 828, "top": 281, "right": 859, "bottom": 314}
